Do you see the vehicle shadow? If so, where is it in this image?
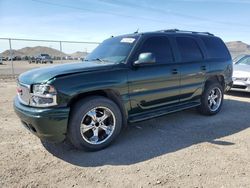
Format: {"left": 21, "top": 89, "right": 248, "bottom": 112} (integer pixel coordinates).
{"left": 43, "top": 98, "right": 250, "bottom": 167}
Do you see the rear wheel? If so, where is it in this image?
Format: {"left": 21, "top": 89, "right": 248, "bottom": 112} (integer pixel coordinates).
{"left": 68, "top": 96, "right": 122, "bottom": 151}
{"left": 198, "top": 82, "right": 224, "bottom": 115}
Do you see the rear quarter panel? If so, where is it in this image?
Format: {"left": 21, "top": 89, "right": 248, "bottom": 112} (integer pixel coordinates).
{"left": 206, "top": 59, "right": 233, "bottom": 86}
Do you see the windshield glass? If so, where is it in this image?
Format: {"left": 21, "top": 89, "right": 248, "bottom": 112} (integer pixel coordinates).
{"left": 233, "top": 55, "right": 246, "bottom": 63}
{"left": 85, "top": 36, "right": 138, "bottom": 64}
{"left": 236, "top": 56, "right": 250, "bottom": 65}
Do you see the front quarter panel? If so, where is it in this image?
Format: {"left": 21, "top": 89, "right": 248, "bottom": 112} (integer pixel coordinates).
{"left": 52, "top": 65, "right": 130, "bottom": 110}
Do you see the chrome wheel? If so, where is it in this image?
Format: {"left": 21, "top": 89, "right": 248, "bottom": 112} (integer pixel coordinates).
{"left": 80, "top": 106, "right": 116, "bottom": 145}
{"left": 208, "top": 87, "right": 222, "bottom": 112}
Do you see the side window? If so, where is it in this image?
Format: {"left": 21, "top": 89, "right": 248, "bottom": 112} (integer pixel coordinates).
{"left": 201, "top": 36, "right": 230, "bottom": 59}
{"left": 136, "top": 36, "right": 173, "bottom": 64}
{"left": 176, "top": 37, "right": 203, "bottom": 62}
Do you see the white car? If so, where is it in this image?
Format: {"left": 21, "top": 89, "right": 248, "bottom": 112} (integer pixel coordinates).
{"left": 231, "top": 55, "right": 250, "bottom": 92}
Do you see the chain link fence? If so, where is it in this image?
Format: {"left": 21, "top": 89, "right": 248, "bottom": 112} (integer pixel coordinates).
{"left": 0, "top": 38, "right": 100, "bottom": 79}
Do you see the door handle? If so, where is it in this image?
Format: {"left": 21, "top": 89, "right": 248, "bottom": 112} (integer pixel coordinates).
{"left": 201, "top": 65, "right": 206, "bottom": 71}
{"left": 172, "top": 69, "right": 178, "bottom": 74}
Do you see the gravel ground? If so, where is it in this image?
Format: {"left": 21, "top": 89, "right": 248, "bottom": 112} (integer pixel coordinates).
{"left": 0, "top": 80, "right": 249, "bottom": 188}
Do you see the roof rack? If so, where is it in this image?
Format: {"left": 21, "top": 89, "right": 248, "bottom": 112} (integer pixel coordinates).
{"left": 157, "top": 29, "right": 214, "bottom": 36}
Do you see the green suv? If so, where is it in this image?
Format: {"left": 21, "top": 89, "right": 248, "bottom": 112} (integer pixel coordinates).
{"left": 14, "top": 29, "right": 233, "bottom": 151}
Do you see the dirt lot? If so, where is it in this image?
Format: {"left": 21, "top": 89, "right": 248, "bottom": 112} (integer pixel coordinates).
{"left": 0, "top": 80, "right": 250, "bottom": 188}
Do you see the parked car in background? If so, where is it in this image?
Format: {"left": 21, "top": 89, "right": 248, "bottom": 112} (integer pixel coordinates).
{"left": 231, "top": 55, "right": 250, "bottom": 92}
{"left": 65, "top": 56, "right": 73, "bottom": 60}
{"left": 28, "top": 56, "right": 37, "bottom": 63}
{"left": 0, "top": 57, "right": 3, "bottom": 64}
{"left": 8, "top": 56, "right": 21, "bottom": 61}
{"left": 0, "top": 57, "right": 7, "bottom": 64}
{"left": 0, "top": 56, "right": 7, "bottom": 61}
{"left": 14, "top": 29, "right": 233, "bottom": 151}
{"left": 29, "top": 54, "right": 53, "bottom": 64}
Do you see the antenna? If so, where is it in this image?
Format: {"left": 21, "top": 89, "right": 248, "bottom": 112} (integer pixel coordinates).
{"left": 134, "top": 28, "right": 139, "bottom": 34}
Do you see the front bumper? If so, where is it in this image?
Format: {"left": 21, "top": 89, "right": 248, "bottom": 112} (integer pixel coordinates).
{"left": 231, "top": 80, "right": 250, "bottom": 92}
{"left": 14, "top": 96, "right": 70, "bottom": 142}
{"left": 225, "top": 81, "right": 233, "bottom": 92}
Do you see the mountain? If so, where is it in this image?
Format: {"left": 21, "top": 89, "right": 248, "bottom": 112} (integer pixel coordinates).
{"left": 0, "top": 46, "right": 83, "bottom": 58}
{"left": 18, "top": 46, "right": 67, "bottom": 57}
{"left": 69, "top": 51, "right": 88, "bottom": 58}
{"left": 225, "top": 41, "right": 250, "bottom": 58}
{"left": 0, "top": 49, "right": 25, "bottom": 57}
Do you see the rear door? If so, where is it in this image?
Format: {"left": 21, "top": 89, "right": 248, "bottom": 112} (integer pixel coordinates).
{"left": 176, "top": 36, "right": 207, "bottom": 102}
{"left": 128, "top": 35, "right": 180, "bottom": 114}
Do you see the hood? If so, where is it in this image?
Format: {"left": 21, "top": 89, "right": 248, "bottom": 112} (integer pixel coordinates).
{"left": 233, "top": 64, "right": 250, "bottom": 78}
{"left": 19, "top": 61, "right": 114, "bottom": 85}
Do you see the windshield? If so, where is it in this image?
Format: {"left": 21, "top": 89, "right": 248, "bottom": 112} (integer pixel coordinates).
{"left": 85, "top": 36, "right": 138, "bottom": 64}
{"left": 236, "top": 56, "right": 250, "bottom": 65}
{"left": 233, "top": 55, "right": 246, "bottom": 63}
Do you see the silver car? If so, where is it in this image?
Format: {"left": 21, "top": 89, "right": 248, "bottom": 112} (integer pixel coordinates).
{"left": 231, "top": 55, "right": 250, "bottom": 92}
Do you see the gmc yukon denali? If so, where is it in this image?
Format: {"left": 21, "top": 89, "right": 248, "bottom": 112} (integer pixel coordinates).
{"left": 14, "top": 29, "right": 233, "bottom": 151}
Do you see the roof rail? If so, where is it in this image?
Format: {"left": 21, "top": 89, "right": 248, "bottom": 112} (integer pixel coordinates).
{"left": 157, "top": 29, "right": 214, "bottom": 36}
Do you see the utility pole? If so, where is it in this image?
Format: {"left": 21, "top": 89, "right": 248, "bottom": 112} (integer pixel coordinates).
{"left": 59, "top": 41, "right": 62, "bottom": 62}
{"left": 9, "top": 38, "right": 15, "bottom": 78}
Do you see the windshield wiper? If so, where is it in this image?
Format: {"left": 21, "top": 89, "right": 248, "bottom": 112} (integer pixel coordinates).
{"left": 89, "top": 58, "right": 111, "bottom": 63}
{"left": 84, "top": 58, "right": 112, "bottom": 63}
{"left": 94, "top": 58, "right": 105, "bottom": 63}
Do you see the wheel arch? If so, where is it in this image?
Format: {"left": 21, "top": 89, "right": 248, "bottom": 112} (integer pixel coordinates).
{"left": 68, "top": 89, "right": 128, "bottom": 127}
{"left": 205, "top": 75, "right": 225, "bottom": 89}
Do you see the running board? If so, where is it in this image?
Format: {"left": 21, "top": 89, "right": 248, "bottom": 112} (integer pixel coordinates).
{"left": 129, "top": 102, "right": 200, "bottom": 123}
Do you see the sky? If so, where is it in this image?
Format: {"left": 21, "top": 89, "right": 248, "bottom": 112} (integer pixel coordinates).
{"left": 0, "top": 0, "right": 250, "bottom": 53}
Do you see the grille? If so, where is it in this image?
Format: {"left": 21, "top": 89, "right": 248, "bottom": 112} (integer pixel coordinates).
{"left": 233, "top": 77, "right": 248, "bottom": 81}
{"left": 18, "top": 83, "right": 30, "bottom": 105}
{"left": 232, "top": 85, "right": 247, "bottom": 89}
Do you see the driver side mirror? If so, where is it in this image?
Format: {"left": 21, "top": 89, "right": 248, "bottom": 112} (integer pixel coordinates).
{"left": 134, "top": 52, "right": 156, "bottom": 66}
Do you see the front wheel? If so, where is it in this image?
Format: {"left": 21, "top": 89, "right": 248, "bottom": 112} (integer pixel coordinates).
{"left": 68, "top": 96, "right": 122, "bottom": 151}
{"left": 198, "top": 82, "right": 224, "bottom": 115}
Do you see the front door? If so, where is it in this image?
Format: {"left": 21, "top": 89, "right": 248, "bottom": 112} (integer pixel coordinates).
{"left": 128, "top": 35, "right": 180, "bottom": 114}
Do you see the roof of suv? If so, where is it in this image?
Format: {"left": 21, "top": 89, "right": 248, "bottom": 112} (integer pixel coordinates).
{"left": 118, "top": 29, "right": 216, "bottom": 38}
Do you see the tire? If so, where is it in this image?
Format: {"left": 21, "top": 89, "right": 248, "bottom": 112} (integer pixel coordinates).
{"left": 198, "top": 82, "right": 224, "bottom": 115}
{"left": 68, "top": 96, "right": 123, "bottom": 151}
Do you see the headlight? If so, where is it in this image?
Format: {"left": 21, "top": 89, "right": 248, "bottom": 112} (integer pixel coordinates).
{"left": 31, "top": 84, "right": 57, "bottom": 107}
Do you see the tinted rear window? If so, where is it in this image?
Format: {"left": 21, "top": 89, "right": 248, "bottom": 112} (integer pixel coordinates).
{"left": 176, "top": 37, "right": 203, "bottom": 62}
{"left": 201, "top": 37, "right": 230, "bottom": 59}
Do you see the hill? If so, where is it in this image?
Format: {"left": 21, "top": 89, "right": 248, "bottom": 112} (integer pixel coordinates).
{"left": 225, "top": 41, "right": 250, "bottom": 58}
{"left": 1, "top": 49, "right": 25, "bottom": 57}
{"left": 0, "top": 46, "right": 84, "bottom": 58}
{"left": 18, "top": 46, "right": 67, "bottom": 57}
{"left": 69, "top": 51, "right": 88, "bottom": 58}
